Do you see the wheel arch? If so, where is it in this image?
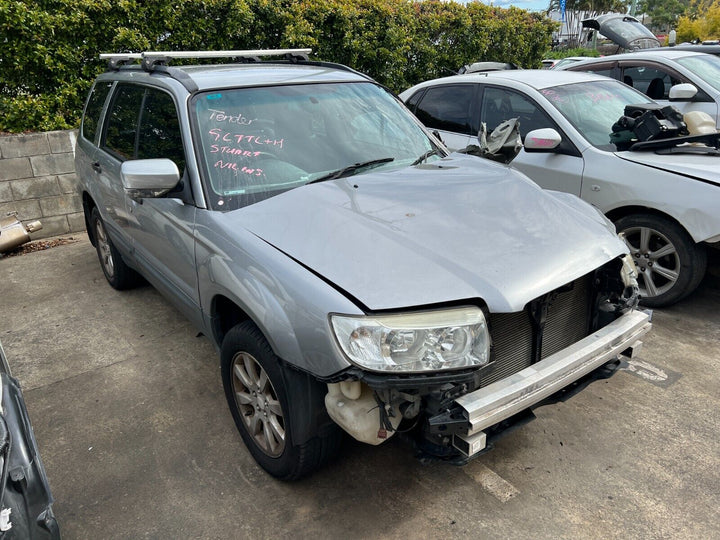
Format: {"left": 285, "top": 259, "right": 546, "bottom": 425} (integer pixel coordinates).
{"left": 206, "top": 286, "right": 306, "bottom": 370}
{"left": 210, "top": 294, "right": 253, "bottom": 349}
{"left": 605, "top": 205, "right": 697, "bottom": 244}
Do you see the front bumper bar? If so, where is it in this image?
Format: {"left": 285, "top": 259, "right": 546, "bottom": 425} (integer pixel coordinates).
{"left": 454, "top": 309, "right": 652, "bottom": 450}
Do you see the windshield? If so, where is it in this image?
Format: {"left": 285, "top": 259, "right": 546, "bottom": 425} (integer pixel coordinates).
{"left": 676, "top": 54, "right": 720, "bottom": 93}
{"left": 540, "top": 80, "right": 652, "bottom": 150}
{"left": 192, "top": 82, "right": 437, "bottom": 210}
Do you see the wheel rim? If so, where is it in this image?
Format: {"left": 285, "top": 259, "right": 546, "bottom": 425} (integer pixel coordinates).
{"left": 94, "top": 219, "right": 115, "bottom": 279}
{"left": 230, "top": 352, "right": 285, "bottom": 457}
{"left": 620, "top": 226, "right": 680, "bottom": 298}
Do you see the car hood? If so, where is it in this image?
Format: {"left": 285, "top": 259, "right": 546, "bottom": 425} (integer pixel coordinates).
{"left": 616, "top": 151, "right": 720, "bottom": 186}
{"left": 228, "top": 156, "right": 627, "bottom": 312}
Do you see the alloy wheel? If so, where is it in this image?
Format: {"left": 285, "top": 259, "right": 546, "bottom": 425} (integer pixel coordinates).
{"left": 621, "top": 226, "right": 680, "bottom": 298}
{"left": 95, "top": 219, "right": 115, "bottom": 279}
{"left": 230, "top": 351, "right": 285, "bottom": 457}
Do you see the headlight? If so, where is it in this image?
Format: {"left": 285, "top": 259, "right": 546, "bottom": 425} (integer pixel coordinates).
{"left": 331, "top": 307, "right": 490, "bottom": 372}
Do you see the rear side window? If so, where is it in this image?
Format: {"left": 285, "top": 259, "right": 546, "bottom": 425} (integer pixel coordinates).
{"left": 104, "top": 85, "right": 145, "bottom": 160}
{"left": 81, "top": 82, "right": 112, "bottom": 143}
{"left": 414, "top": 85, "right": 476, "bottom": 135}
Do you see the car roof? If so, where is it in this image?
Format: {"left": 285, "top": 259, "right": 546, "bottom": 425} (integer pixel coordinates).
{"left": 566, "top": 49, "right": 709, "bottom": 67}
{"left": 409, "top": 69, "right": 615, "bottom": 91}
{"left": 99, "top": 63, "right": 370, "bottom": 92}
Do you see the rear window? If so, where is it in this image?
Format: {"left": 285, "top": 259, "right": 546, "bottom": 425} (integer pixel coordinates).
{"left": 81, "top": 82, "right": 112, "bottom": 143}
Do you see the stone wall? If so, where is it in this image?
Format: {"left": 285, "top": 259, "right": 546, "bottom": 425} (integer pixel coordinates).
{"left": 0, "top": 130, "right": 84, "bottom": 239}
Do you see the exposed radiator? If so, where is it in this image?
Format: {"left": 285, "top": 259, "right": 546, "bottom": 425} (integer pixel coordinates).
{"left": 480, "top": 273, "right": 593, "bottom": 387}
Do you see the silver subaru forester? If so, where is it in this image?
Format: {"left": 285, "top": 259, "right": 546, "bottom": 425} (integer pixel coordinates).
{"left": 76, "top": 50, "right": 651, "bottom": 479}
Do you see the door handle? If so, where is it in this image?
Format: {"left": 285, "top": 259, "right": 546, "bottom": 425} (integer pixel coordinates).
{"left": 92, "top": 161, "right": 102, "bottom": 173}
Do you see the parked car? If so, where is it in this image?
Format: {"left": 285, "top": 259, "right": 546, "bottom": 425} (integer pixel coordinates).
{"left": 0, "top": 341, "right": 60, "bottom": 539}
{"left": 581, "top": 13, "right": 660, "bottom": 51}
{"left": 77, "top": 50, "right": 651, "bottom": 479}
{"left": 400, "top": 70, "right": 720, "bottom": 306}
{"left": 559, "top": 50, "right": 720, "bottom": 128}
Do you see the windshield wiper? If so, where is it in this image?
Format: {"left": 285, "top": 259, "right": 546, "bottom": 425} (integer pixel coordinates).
{"left": 307, "top": 158, "right": 395, "bottom": 185}
{"left": 411, "top": 148, "right": 443, "bottom": 166}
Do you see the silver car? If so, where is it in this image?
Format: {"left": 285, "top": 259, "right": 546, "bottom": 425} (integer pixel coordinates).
{"left": 76, "top": 50, "right": 651, "bottom": 479}
{"left": 400, "top": 70, "right": 720, "bottom": 306}
{"left": 559, "top": 49, "right": 720, "bottom": 128}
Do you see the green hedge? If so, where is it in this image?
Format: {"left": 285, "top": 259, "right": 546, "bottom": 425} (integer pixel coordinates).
{"left": 0, "top": 0, "right": 556, "bottom": 133}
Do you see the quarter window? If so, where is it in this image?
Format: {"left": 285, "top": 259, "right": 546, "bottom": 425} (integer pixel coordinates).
{"left": 414, "top": 85, "right": 476, "bottom": 135}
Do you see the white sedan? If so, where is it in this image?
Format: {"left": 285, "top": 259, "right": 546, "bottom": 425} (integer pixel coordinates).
{"left": 400, "top": 70, "right": 720, "bottom": 306}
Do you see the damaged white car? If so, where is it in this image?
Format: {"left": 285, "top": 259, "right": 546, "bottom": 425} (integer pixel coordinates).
{"left": 76, "top": 50, "right": 651, "bottom": 479}
{"left": 401, "top": 70, "right": 720, "bottom": 306}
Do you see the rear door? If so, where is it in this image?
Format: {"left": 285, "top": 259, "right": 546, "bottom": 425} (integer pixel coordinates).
{"left": 77, "top": 80, "right": 113, "bottom": 230}
{"left": 95, "top": 83, "right": 146, "bottom": 257}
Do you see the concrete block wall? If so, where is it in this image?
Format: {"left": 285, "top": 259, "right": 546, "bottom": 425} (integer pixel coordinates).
{"left": 0, "top": 130, "right": 84, "bottom": 239}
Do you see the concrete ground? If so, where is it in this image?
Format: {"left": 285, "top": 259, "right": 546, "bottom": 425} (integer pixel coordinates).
{"left": 0, "top": 237, "right": 718, "bottom": 539}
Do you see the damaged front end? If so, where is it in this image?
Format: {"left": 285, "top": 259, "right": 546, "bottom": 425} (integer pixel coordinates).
{"left": 325, "top": 255, "right": 651, "bottom": 462}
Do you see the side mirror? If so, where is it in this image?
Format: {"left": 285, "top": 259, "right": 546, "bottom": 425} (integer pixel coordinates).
{"left": 524, "top": 128, "right": 562, "bottom": 152}
{"left": 668, "top": 83, "right": 698, "bottom": 102}
{"left": 121, "top": 159, "right": 180, "bottom": 201}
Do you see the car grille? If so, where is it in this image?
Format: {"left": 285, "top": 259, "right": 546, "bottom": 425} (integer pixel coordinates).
{"left": 480, "top": 273, "right": 593, "bottom": 387}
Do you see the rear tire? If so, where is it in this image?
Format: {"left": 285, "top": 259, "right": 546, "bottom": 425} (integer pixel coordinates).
{"left": 615, "top": 214, "right": 706, "bottom": 307}
{"left": 90, "top": 207, "right": 141, "bottom": 290}
{"left": 221, "top": 321, "right": 341, "bottom": 480}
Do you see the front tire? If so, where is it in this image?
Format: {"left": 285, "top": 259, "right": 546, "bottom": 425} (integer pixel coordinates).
{"left": 615, "top": 214, "right": 706, "bottom": 307}
{"left": 221, "top": 321, "right": 341, "bottom": 480}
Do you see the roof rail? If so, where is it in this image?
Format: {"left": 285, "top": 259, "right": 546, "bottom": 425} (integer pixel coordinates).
{"left": 100, "top": 49, "right": 312, "bottom": 71}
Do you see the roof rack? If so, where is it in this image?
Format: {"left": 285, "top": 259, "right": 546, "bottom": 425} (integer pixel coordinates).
{"left": 100, "top": 49, "right": 312, "bottom": 71}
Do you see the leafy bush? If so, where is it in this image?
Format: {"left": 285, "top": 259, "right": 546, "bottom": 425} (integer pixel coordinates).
{"left": 0, "top": 0, "right": 556, "bottom": 132}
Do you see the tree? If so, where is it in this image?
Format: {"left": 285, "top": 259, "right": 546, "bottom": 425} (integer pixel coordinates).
{"left": 676, "top": 0, "right": 720, "bottom": 40}
{"left": 638, "top": 0, "right": 689, "bottom": 32}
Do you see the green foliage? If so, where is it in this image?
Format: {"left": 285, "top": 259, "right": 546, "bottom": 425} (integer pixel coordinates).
{"left": 0, "top": 0, "right": 556, "bottom": 132}
{"left": 677, "top": 0, "right": 720, "bottom": 41}
{"left": 638, "top": 0, "right": 688, "bottom": 32}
